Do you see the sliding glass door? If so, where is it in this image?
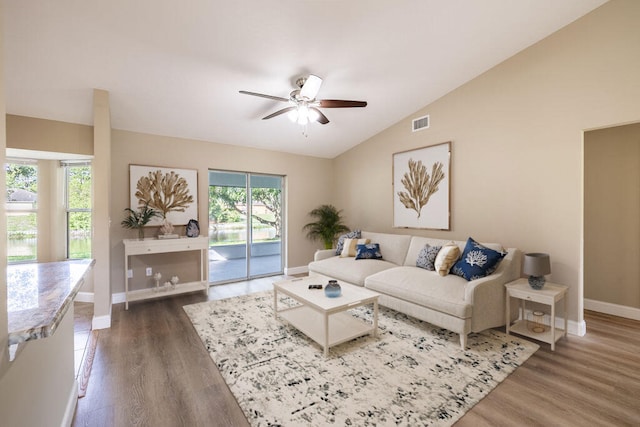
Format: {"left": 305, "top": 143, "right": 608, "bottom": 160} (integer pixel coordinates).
{"left": 208, "top": 170, "right": 284, "bottom": 283}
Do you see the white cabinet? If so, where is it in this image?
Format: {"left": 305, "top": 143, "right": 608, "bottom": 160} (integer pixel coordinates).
{"left": 123, "top": 236, "right": 209, "bottom": 309}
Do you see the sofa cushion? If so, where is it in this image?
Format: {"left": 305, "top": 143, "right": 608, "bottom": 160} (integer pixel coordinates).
{"left": 335, "top": 230, "right": 361, "bottom": 255}
{"left": 340, "top": 238, "right": 370, "bottom": 257}
{"left": 434, "top": 243, "right": 461, "bottom": 276}
{"left": 308, "top": 256, "right": 398, "bottom": 287}
{"left": 365, "top": 266, "right": 472, "bottom": 318}
{"left": 416, "top": 244, "right": 441, "bottom": 270}
{"left": 355, "top": 243, "right": 383, "bottom": 260}
{"left": 451, "top": 237, "right": 506, "bottom": 281}
{"left": 361, "top": 231, "right": 412, "bottom": 266}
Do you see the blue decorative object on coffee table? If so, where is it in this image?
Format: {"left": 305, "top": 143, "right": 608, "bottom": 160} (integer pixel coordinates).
{"left": 324, "top": 280, "right": 341, "bottom": 298}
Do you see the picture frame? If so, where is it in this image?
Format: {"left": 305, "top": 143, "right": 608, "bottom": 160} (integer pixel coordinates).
{"left": 392, "top": 141, "right": 451, "bottom": 230}
{"left": 129, "top": 164, "right": 198, "bottom": 226}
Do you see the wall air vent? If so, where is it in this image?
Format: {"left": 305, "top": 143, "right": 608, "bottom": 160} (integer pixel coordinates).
{"left": 412, "top": 115, "right": 430, "bottom": 132}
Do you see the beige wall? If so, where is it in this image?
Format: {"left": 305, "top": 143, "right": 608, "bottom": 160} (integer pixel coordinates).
{"left": 6, "top": 114, "right": 93, "bottom": 156}
{"left": 333, "top": 0, "right": 640, "bottom": 328}
{"left": 584, "top": 123, "right": 640, "bottom": 308}
{"left": 37, "top": 160, "right": 66, "bottom": 262}
{"left": 92, "top": 89, "right": 112, "bottom": 326}
{"left": 109, "top": 129, "right": 334, "bottom": 294}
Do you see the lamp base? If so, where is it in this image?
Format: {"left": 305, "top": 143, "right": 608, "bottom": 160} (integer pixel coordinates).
{"left": 528, "top": 276, "right": 546, "bottom": 290}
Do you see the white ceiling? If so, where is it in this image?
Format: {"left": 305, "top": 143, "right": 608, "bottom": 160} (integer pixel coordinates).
{"left": 4, "top": 0, "right": 607, "bottom": 159}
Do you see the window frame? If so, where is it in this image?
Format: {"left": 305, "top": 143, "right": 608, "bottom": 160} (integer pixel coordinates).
{"left": 63, "top": 161, "right": 92, "bottom": 260}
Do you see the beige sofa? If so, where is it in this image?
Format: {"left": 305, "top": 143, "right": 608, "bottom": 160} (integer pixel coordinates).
{"left": 308, "top": 231, "right": 522, "bottom": 348}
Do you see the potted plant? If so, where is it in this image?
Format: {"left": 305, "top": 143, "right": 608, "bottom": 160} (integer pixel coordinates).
{"left": 121, "top": 203, "right": 161, "bottom": 240}
{"left": 302, "top": 204, "right": 350, "bottom": 249}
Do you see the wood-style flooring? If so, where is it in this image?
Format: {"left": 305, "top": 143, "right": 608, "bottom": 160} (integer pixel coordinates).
{"left": 72, "top": 277, "right": 640, "bottom": 427}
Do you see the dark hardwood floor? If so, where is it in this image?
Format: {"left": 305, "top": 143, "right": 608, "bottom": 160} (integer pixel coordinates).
{"left": 72, "top": 279, "right": 640, "bottom": 427}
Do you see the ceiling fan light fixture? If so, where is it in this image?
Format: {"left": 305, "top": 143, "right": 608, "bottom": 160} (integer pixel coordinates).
{"left": 240, "top": 73, "right": 367, "bottom": 128}
{"left": 299, "top": 74, "right": 322, "bottom": 100}
{"left": 307, "top": 107, "right": 320, "bottom": 123}
{"left": 296, "top": 105, "right": 310, "bottom": 125}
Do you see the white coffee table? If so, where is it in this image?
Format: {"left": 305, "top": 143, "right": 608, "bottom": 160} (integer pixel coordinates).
{"left": 273, "top": 277, "right": 380, "bottom": 357}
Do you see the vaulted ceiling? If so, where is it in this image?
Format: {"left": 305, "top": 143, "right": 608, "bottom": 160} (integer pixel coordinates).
{"left": 4, "top": 0, "right": 607, "bottom": 158}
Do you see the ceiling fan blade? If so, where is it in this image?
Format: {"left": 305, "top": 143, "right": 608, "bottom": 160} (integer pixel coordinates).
{"left": 262, "top": 106, "right": 297, "bottom": 120}
{"left": 239, "top": 90, "right": 289, "bottom": 103}
{"left": 300, "top": 75, "right": 323, "bottom": 100}
{"left": 319, "top": 99, "right": 367, "bottom": 108}
{"left": 310, "top": 107, "right": 329, "bottom": 125}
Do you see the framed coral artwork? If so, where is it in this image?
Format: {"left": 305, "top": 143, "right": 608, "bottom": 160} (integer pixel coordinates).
{"left": 392, "top": 141, "right": 451, "bottom": 230}
{"left": 129, "top": 164, "right": 198, "bottom": 226}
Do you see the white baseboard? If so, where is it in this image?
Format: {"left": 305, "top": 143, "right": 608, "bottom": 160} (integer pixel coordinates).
{"left": 92, "top": 305, "right": 112, "bottom": 329}
{"left": 61, "top": 380, "right": 78, "bottom": 427}
{"left": 572, "top": 319, "right": 587, "bottom": 337}
{"left": 112, "top": 292, "right": 126, "bottom": 304}
{"left": 75, "top": 292, "right": 94, "bottom": 303}
{"left": 73, "top": 291, "right": 125, "bottom": 305}
{"left": 584, "top": 298, "right": 640, "bottom": 321}
{"left": 285, "top": 265, "right": 308, "bottom": 276}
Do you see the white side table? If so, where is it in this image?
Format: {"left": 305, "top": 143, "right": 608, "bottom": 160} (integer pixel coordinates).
{"left": 505, "top": 278, "right": 568, "bottom": 350}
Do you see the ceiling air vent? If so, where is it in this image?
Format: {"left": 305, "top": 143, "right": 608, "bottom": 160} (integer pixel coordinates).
{"left": 412, "top": 115, "right": 430, "bottom": 132}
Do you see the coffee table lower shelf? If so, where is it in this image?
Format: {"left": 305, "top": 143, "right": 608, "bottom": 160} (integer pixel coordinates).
{"left": 278, "top": 305, "right": 375, "bottom": 355}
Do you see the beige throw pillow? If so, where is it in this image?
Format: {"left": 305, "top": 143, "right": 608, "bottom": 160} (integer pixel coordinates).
{"left": 340, "top": 238, "right": 371, "bottom": 257}
{"left": 434, "top": 243, "right": 461, "bottom": 276}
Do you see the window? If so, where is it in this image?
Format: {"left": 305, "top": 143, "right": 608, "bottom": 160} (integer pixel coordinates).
{"left": 6, "top": 160, "right": 38, "bottom": 263}
{"left": 64, "top": 162, "right": 92, "bottom": 259}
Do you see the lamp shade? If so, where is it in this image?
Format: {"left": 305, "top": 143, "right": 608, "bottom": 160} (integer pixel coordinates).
{"left": 523, "top": 253, "right": 551, "bottom": 277}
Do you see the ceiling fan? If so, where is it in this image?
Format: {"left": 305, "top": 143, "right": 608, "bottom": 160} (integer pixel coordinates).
{"left": 239, "top": 75, "right": 367, "bottom": 126}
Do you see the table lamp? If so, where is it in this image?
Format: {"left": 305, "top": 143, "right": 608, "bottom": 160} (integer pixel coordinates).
{"left": 523, "top": 253, "right": 550, "bottom": 290}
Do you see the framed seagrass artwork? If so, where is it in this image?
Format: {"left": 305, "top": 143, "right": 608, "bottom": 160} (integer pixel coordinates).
{"left": 129, "top": 165, "right": 198, "bottom": 226}
{"left": 392, "top": 141, "right": 451, "bottom": 230}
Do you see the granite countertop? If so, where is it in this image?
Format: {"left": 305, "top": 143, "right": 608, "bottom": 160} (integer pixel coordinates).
{"left": 7, "top": 259, "right": 95, "bottom": 346}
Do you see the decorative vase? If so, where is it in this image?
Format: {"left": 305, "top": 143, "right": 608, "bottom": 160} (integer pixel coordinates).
{"left": 324, "top": 280, "right": 341, "bottom": 298}
{"left": 137, "top": 227, "right": 145, "bottom": 240}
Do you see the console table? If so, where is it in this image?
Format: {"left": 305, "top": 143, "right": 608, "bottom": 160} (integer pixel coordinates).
{"left": 123, "top": 236, "right": 209, "bottom": 309}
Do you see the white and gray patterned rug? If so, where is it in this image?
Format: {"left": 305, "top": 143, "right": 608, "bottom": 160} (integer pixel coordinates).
{"left": 183, "top": 292, "right": 538, "bottom": 427}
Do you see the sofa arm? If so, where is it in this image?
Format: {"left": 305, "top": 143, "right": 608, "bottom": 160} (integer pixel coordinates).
{"left": 464, "top": 248, "right": 522, "bottom": 331}
{"left": 314, "top": 249, "right": 336, "bottom": 262}
{"left": 464, "top": 248, "right": 521, "bottom": 301}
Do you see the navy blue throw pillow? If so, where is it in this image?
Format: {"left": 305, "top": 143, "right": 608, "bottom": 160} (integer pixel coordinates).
{"left": 451, "top": 237, "right": 506, "bottom": 281}
{"left": 355, "top": 243, "right": 383, "bottom": 260}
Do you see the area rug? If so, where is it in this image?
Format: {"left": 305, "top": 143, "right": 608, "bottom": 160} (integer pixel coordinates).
{"left": 183, "top": 292, "right": 538, "bottom": 426}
